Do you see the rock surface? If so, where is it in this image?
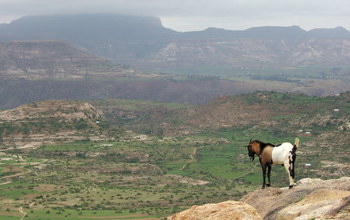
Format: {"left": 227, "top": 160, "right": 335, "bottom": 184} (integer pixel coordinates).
{"left": 168, "top": 177, "right": 350, "bottom": 220}
{"left": 241, "top": 177, "right": 350, "bottom": 220}
{"left": 167, "top": 201, "right": 263, "bottom": 220}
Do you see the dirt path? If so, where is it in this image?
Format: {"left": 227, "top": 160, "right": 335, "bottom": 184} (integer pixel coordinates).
{"left": 231, "top": 166, "right": 257, "bottom": 181}
{"left": 0, "top": 171, "right": 31, "bottom": 181}
{"left": 18, "top": 207, "right": 26, "bottom": 220}
{"left": 0, "top": 181, "right": 12, "bottom": 185}
{"left": 179, "top": 148, "right": 198, "bottom": 171}
{"left": 0, "top": 142, "right": 41, "bottom": 152}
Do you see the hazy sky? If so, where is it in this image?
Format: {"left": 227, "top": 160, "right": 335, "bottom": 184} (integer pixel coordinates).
{"left": 0, "top": 0, "right": 349, "bottom": 31}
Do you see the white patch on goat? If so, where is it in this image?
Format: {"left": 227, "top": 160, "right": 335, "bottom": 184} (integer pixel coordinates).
{"left": 272, "top": 142, "right": 296, "bottom": 186}
{"left": 271, "top": 142, "right": 294, "bottom": 165}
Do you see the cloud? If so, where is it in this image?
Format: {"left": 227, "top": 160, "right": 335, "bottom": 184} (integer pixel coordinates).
{"left": 0, "top": 0, "right": 349, "bottom": 31}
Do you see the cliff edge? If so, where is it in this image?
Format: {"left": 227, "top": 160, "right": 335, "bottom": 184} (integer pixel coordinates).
{"left": 168, "top": 177, "right": 350, "bottom": 220}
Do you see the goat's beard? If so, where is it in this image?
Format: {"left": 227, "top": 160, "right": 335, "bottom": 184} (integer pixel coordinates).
{"left": 248, "top": 150, "right": 255, "bottom": 161}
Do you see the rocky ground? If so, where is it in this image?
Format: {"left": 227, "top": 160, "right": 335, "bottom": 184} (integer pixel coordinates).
{"left": 168, "top": 177, "right": 350, "bottom": 220}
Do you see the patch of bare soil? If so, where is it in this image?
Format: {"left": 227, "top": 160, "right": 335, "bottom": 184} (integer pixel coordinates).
{"left": 166, "top": 174, "right": 209, "bottom": 186}
{"left": 34, "top": 184, "right": 58, "bottom": 192}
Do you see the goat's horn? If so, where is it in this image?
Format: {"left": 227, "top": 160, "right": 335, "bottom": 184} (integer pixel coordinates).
{"left": 249, "top": 138, "right": 252, "bottom": 143}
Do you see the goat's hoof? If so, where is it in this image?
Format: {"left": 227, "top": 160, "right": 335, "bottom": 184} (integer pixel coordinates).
{"left": 266, "top": 183, "right": 271, "bottom": 187}
{"left": 289, "top": 185, "right": 294, "bottom": 189}
{"left": 261, "top": 186, "right": 265, "bottom": 189}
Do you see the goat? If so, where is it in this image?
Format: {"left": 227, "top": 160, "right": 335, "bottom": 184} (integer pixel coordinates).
{"left": 246, "top": 138, "right": 300, "bottom": 189}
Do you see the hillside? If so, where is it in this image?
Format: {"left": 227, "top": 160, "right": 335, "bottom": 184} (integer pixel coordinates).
{"left": 0, "top": 75, "right": 253, "bottom": 110}
{"left": 143, "top": 38, "right": 350, "bottom": 69}
{"left": 0, "top": 100, "right": 107, "bottom": 149}
{"left": 119, "top": 91, "right": 350, "bottom": 136}
{"left": 0, "top": 40, "right": 131, "bottom": 80}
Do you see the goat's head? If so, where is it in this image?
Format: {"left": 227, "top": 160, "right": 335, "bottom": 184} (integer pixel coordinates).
{"left": 246, "top": 139, "right": 256, "bottom": 161}
{"left": 246, "top": 139, "right": 264, "bottom": 161}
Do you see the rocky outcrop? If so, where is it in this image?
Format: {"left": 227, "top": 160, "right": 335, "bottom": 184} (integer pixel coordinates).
{"left": 168, "top": 177, "right": 350, "bottom": 220}
{"left": 167, "top": 201, "right": 263, "bottom": 220}
{"left": 0, "top": 100, "right": 104, "bottom": 122}
{"left": 241, "top": 177, "right": 350, "bottom": 220}
{"left": 0, "top": 100, "right": 106, "bottom": 149}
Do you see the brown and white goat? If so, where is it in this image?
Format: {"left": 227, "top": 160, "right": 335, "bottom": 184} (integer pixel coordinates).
{"left": 246, "top": 138, "right": 300, "bottom": 189}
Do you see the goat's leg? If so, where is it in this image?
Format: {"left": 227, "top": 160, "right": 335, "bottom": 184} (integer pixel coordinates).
{"left": 284, "top": 159, "right": 295, "bottom": 189}
{"left": 266, "top": 165, "right": 271, "bottom": 187}
{"left": 290, "top": 154, "right": 296, "bottom": 185}
{"left": 291, "top": 154, "right": 296, "bottom": 179}
{"left": 261, "top": 164, "right": 267, "bottom": 188}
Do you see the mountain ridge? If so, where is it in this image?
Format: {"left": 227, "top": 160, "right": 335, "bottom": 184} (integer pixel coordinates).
{"left": 1, "top": 14, "right": 350, "bottom": 110}
{"left": 2, "top": 14, "right": 349, "bottom": 40}
{"left": 1, "top": 14, "right": 350, "bottom": 67}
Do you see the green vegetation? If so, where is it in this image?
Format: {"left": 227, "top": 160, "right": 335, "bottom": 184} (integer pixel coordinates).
{"left": 1, "top": 92, "right": 350, "bottom": 219}
{"left": 0, "top": 135, "right": 257, "bottom": 219}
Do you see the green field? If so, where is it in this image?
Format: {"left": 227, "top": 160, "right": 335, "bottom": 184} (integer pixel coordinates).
{"left": 2, "top": 128, "right": 341, "bottom": 219}
{"left": 0, "top": 130, "right": 282, "bottom": 219}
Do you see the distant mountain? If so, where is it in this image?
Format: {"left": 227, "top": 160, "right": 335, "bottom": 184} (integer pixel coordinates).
{"left": 1, "top": 14, "right": 350, "bottom": 110}
{"left": 308, "top": 26, "right": 350, "bottom": 38}
{"left": 1, "top": 14, "right": 350, "bottom": 67}
{"left": 181, "top": 25, "right": 308, "bottom": 40}
{"left": 0, "top": 14, "right": 176, "bottom": 41}
{"left": 0, "top": 14, "right": 177, "bottom": 64}
{"left": 1, "top": 39, "right": 350, "bottom": 110}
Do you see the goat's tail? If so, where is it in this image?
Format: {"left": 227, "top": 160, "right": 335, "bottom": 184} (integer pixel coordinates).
{"left": 294, "top": 138, "right": 300, "bottom": 150}
{"left": 294, "top": 137, "right": 300, "bottom": 148}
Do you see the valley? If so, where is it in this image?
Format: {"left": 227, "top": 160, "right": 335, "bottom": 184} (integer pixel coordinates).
{"left": 0, "top": 92, "right": 349, "bottom": 219}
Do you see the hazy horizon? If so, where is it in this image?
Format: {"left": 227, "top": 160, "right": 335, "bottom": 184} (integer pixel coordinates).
{"left": 0, "top": 0, "right": 349, "bottom": 32}
{"left": 1, "top": 13, "right": 349, "bottom": 34}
